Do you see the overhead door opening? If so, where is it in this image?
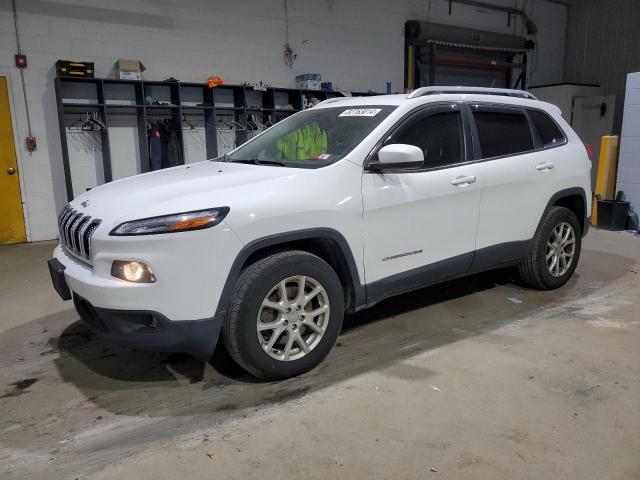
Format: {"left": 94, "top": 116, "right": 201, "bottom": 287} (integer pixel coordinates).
{"left": 405, "top": 21, "right": 534, "bottom": 91}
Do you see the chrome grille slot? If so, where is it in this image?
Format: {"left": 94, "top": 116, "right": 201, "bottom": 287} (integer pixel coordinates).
{"left": 57, "top": 205, "right": 101, "bottom": 262}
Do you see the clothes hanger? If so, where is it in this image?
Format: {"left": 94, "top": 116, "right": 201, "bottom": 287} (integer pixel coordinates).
{"left": 227, "top": 119, "right": 246, "bottom": 130}
{"left": 215, "top": 114, "right": 235, "bottom": 130}
{"left": 68, "top": 115, "right": 85, "bottom": 130}
{"left": 83, "top": 113, "right": 102, "bottom": 131}
{"left": 246, "top": 115, "right": 259, "bottom": 131}
{"left": 88, "top": 112, "right": 106, "bottom": 130}
{"left": 69, "top": 112, "right": 103, "bottom": 131}
{"left": 182, "top": 114, "right": 196, "bottom": 130}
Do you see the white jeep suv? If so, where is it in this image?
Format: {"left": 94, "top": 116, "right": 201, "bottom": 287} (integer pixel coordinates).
{"left": 49, "top": 86, "right": 591, "bottom": 379}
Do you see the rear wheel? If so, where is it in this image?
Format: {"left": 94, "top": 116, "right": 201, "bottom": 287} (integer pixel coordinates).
{"left": 223, "top": 250, "right": 344, "bottom": 380}
{"left": 518, "top": 206, "right": 582, "bottom": 289}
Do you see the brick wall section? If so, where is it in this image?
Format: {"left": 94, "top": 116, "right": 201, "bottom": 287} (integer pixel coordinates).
{"left": 0, "top": 0, "right": 567, "bottom": 241}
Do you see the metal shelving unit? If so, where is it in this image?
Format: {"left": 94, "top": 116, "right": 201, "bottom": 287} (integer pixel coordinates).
{"left": 54, "top": 76, "right": 360, "bottom": 201}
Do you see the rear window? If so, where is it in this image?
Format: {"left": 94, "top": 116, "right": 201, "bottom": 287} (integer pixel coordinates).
{"left": 529, "top": 109, "right": 566, "bottom": 147}
{"left": 473, "top": 109, "right": 534, "bottom": 158}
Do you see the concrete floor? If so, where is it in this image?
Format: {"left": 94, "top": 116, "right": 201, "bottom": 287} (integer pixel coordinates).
{"left": 0, "top": 229, "right": 639, "bottom": 479}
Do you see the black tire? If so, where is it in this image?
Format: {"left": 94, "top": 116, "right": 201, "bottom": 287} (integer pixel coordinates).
{"left": 223, "top": 250, "right": 344, "bottom": 380}
{"left": 518, "top": 206, "right": 582, "bottom": 289}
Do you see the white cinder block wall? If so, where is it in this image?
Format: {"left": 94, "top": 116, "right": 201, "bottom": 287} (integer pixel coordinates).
{"left": 0, "top": 0, "right": 567, "bottom": 241}
{"left": 617, "top": 72, "right": 640, "bottom": 215}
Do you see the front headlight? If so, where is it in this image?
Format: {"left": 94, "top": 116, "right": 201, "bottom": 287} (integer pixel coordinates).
{"left": 109, "top": 207, "right": 229, "bottom": 236}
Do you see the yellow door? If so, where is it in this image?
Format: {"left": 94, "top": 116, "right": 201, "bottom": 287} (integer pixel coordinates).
{"left": 0, "top": 76, "right": 26, "bottom": 244}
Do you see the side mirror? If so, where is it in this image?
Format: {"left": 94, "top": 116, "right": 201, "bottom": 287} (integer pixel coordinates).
{"left": 370, "top": 144, "right": 424, "bottom": 170}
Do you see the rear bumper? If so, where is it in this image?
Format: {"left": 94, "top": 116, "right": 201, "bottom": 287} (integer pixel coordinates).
{"left": 73, "top": 293, "right": 223, "bottom": 359}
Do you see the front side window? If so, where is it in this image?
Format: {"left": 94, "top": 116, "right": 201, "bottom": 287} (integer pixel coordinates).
{"left": 528, "top": 109, "right": 566, "bottom": 147}
{"left": 389, "top": 110, "right": 465, "bottom": 169}
{"left": 225, "top": 105, "right": 396, "bottom": 168}
{"left": 473, "top": 108, "right": 534, "bottom": 158}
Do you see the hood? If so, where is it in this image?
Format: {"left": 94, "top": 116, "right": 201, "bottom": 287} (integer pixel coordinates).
{"left": 70, "top": 161, "right": 303, "bottom": 223}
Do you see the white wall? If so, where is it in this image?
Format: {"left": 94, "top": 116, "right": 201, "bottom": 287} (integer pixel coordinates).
{"left": 0, "top": 0, "right": 567, "bottom": 241}
{"left": 617, "top": 72, "right": 640, "bottom": 215}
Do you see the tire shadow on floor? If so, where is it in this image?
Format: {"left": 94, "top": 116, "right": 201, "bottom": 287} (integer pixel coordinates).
{"left": 2, "top": 249, "right": 630, "bottom": 422}
{"left": 48, "top": 267, "right": 542, "bottom": 416}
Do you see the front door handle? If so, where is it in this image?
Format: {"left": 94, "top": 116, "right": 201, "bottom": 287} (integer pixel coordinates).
{"left": 536, "top": 162, "right": 554, "bottom": 171}
{"left": 451, "top": 175, "right": 477, "bottom": 186}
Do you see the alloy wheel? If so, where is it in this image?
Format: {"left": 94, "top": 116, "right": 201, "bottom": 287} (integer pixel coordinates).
{"left": 257, "top": 275, "right": 330, "bottom": 361}
{"left": 546, "top": 221, "right": 576, "bottom": 277}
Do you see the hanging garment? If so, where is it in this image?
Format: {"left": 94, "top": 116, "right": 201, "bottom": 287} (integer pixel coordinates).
{"left": 149, "top": 127, "right": 162, "bottom": 171}
{"left": 166, "top": 128, "right": 182, "bottom": 167}
{"left": 306, "top": 122, "right": 328, "bottom": 158}
{"left": 276, "top": 130, "right": 302, "bottom": 160}
{"left": 276, "top": 122, "right": 328, "bottom": 160}
{"left": 156, "top": 120, "right": 183, "bottom": 168}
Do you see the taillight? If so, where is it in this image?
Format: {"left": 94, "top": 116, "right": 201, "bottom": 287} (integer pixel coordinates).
{"left": 584, "top": 143, "right": 593, "bottom": 159}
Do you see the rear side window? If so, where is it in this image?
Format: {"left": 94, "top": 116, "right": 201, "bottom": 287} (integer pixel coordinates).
{"left": 528, "top": 109, "right": 566, "bottom": 147}
{"left": 473, "top": 109, "right": 534, "bottom": 158}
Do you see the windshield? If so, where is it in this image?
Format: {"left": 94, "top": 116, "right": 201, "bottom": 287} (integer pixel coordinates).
{"left": 225, "top": 105, "right": 396, "bottom": 168}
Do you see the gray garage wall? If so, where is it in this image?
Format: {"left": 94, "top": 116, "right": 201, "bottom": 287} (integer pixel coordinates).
{"left": 563, "top": 0, "right": 640, "bottom": 133}
{"left": 0, "top": 0, "right": 567, "bottom": 241}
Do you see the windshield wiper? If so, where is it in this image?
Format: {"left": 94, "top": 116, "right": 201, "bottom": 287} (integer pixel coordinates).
{"left": 231, "top": 158, "right": 287, "bottom": 167}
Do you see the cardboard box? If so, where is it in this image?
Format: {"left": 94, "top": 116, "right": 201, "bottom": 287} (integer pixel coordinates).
{"left": 296, "top": 73, "right": 321, "bottom": 81}
{"left": 116, "top": 59, "right": 146, "bottom": 80}
{"left": 296, "top": 79, "right": 321, "bottom": 90}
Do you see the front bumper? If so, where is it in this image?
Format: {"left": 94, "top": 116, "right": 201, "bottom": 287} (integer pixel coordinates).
{"left": 48, "top": 224, "right": 243, "bottom": 358}
{"left": 48, "top": 257, "right": 222, "bottom": 358}
{"left": 73, "top": 293, "right": 223, "bottom": 359}
{"left": 51, "top": 221, "right": 242, "bottom": 320}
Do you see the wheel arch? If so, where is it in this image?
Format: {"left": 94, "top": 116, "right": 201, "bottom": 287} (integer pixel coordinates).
{"left": 537, "top": 187, "right": 589, "bottom": 237}
{"left": 215, "top": 229, "right": 366, "bottom": 316}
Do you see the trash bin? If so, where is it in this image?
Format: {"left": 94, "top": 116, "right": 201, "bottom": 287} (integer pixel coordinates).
{"left": 596, "top": 199, "right": 629, "bottom": 230}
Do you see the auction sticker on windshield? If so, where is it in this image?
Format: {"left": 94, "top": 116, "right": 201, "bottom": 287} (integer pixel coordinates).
{"left": 339, "top": 108, "right": 382, "bottom": 117}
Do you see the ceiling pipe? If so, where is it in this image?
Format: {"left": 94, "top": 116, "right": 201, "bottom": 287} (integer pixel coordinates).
{"left": 450, "top": 0, "right": 538, "bottom": 34}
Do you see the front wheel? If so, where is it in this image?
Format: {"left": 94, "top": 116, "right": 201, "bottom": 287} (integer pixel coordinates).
{"left": 518, "top": 206, "right": 582, "bottom": 289}
{"left": 223, "top": 250, "right": 344, "bottom": 380}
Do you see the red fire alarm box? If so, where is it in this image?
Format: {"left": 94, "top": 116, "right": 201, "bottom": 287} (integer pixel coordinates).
{"left": 15, "top": 54, "right": 27, "bottom": 68}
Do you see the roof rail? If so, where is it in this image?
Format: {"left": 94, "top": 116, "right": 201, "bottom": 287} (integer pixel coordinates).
{"left": 314, "top": 97, "right": 347, "bottom": 107}
{"left": 407, "top": 86, "right": 537, "bottom": 100}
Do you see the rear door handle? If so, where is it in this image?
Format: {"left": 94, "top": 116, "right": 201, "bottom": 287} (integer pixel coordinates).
{"left": 451, "top": 175, "right": 477, "bottom": 186}
{"left": 536, "top": 162, "right": 554, "bottom": 171}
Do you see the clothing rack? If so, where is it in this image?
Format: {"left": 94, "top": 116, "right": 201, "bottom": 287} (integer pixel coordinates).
{"left": 54, "top": 75, "right": 380, "bottom": 201}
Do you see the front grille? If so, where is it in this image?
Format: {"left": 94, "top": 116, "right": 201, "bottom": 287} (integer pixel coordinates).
{"left": 57, "top": 205, "right": 101, "bottom": 262}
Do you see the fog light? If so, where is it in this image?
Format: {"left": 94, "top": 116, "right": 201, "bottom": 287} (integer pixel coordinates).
{"left": 111, "top": 260, "right": 156, "bottom": 283}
